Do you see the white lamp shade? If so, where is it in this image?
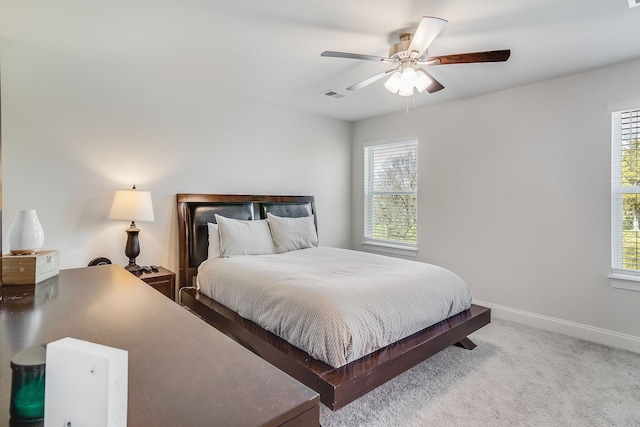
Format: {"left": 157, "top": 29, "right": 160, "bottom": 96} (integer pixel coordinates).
{"left": 108, "top": 189, "right": 154, "bottom": 222}
{"left": 384, "top": 71, "right": 402, "bottom": 93}
{"left": 401, "top": 67, "right": 417, "bottom": 84}
{"left": 398, "top": 80, "right": 414, "bottom": 97}
{"left": 415, "top": 69, "right": 433, "bottom": 92}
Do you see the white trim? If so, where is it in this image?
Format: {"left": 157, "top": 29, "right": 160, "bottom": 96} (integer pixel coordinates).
{"left": 361, "top": 240, "right": 418, "bottom": 257}
{"left": 611, "top": 110, "right": 623, "bottom": 270}
{"left": 473, "top": 299, "right": 640, "bottom": 354}
{"left": 609, "top": 271, "right": 640, "bottom": 291}
{"left": 608, "top": 100, "right": 640, "bottom": 113}
{"left": 362, "top": 134, "right": 419, "bottom": 148}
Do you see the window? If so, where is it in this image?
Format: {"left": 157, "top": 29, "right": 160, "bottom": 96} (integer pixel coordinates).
{"left": 364, "top": 139, "right": 417, "bottom": 249}
{"left": 611, "top": 108, "right": 640, "bottom": 287}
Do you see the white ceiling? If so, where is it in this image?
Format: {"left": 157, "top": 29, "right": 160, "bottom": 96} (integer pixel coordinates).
{"left": 1, "top": 0, "right": 640, "bottom": 122}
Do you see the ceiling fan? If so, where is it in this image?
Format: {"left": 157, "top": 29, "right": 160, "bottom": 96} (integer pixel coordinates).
{"left": 321, "top": 16, "right": 510, "bottom": 97}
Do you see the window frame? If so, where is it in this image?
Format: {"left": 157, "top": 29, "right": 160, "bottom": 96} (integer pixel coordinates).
{"left": 362, "top": 138, "right": 418, "bottom": 256}
{"left": 610, "top": 107, "right": 640, "bottom": 291}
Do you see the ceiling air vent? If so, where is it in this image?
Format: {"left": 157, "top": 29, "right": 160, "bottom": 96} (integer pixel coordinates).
{"left": 321, "top": 90, "right": 345, "bottom": 99}
{"left": 629, "top": 0, "right": 640, "bottom": 8}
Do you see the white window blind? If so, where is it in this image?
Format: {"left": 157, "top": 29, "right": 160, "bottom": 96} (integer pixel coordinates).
{"left": 612, "top": 109, "right": 640, "bottom": 274}
{"left": 364, "top": 139, "right": 417, "bottom": 246}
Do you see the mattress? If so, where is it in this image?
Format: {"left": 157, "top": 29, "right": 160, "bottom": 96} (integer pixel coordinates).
{"left": 197, "top": 247, "right": 472, "bottom": 368}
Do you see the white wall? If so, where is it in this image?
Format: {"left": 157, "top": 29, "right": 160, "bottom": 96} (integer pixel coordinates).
{"left": 352, "top": 59, "right": 640, "bottom": 351}
{"left": 4, "top": 36, "right": 638, "bottom": 352}
{"left": 0, "top": 39, "right": 352, "bottom": 274}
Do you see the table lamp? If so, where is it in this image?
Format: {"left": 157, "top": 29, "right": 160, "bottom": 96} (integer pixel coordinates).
{"left": 108, "top": 185, "right": 154, "bottom": 272}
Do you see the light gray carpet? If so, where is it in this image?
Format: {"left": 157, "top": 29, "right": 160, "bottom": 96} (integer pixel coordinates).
{"left": 319, "top": 318, "right": 640, "bottom": 427}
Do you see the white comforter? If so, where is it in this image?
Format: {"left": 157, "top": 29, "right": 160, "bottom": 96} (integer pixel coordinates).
{"left": 197, "top": 247, "right": 472, "bottom": 368}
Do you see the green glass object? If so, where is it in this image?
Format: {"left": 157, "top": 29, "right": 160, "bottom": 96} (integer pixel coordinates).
{"left": 10, "top": 344, "right": 46, "bottom": 422}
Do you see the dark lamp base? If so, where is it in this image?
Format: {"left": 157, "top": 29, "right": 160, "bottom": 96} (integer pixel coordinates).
{"left": 123, "top": 223, "right": 142, "bottom": 273}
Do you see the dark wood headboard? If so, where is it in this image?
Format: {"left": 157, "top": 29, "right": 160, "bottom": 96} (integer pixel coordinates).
{"left": 176, "top": 194, "right": 316, "bottom": 290}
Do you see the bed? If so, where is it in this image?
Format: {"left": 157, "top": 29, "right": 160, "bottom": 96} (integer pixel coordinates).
{"left": 177, "top": 193, "right": 490, "bottom": 411}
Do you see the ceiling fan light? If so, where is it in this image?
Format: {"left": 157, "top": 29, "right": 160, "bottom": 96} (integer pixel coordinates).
{"left": 398, "top": 81, "right": 414, "bottom": 97}
{"left": 415, "top": 70, "right": 433, "bottom": 92}
{"left": 401, "top": 67, "right": 417, "bottom": 84}
{"left": 384, "top": 71, "right": 402, "bottom": 93}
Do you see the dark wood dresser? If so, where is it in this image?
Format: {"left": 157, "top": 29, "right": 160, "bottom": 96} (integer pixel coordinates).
{"left": 0, "top": 265, "right": 319, "bottom": 426}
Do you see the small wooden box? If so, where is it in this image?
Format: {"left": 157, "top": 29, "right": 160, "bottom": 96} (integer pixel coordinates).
{"left": 2, "top": 250, "right": 60, "bottom": 285}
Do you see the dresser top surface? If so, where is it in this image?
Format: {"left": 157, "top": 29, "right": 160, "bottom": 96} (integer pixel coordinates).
{"left": 0, "top": 265, "right": 318, "bottom": 426}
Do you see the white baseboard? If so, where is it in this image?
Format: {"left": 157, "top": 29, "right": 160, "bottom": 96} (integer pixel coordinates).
{"left": 473, "top": 299, "right": 640, "bottom": 354}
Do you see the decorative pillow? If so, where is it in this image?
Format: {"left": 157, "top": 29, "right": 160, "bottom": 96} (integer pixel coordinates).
{"left": 207, "top": 222, "right": 220, "bottom": 259}
{"left": 215, "top": 214, "right": 274, "bottom": 257}
{"left": 267, "top": 213, "right": 318, "bottom": 253}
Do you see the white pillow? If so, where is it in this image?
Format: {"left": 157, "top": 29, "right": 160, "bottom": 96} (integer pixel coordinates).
{"left": 207, "top": 222, "right": 220, "bottom": 258}
{"left": 267, "top": 213, "right": 318, "bottom": 253}
{"left": 215, "top": 214, "right": 274, "bottom": 257}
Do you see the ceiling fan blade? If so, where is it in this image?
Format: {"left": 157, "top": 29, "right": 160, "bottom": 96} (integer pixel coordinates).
{"left": 347, "top": 68, "right": 398, "bottom": 90}
{"left": 417, "top": 68, "right": 444, "bottom": 93}
{"left": 407, "top": 16, "right": 448, "bottom": 56}
{"left": 321, "top": 51, "right": 394, "bottom": 63}
{"left": 427, "top": 49, "right": 511, "bottom": 65}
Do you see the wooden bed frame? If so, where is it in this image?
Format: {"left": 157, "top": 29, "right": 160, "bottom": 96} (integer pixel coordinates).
{"left": 176, "top": 193, "right": 491, "bottom": 411}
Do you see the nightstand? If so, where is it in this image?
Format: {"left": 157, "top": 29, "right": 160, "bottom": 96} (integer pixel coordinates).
{"left": 137, "top": 267, "right": 175, "bottom": 300}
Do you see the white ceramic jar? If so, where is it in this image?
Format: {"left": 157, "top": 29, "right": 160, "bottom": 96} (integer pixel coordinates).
{"left": 8, "top": 209, "right": 45, "bottom": 255}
